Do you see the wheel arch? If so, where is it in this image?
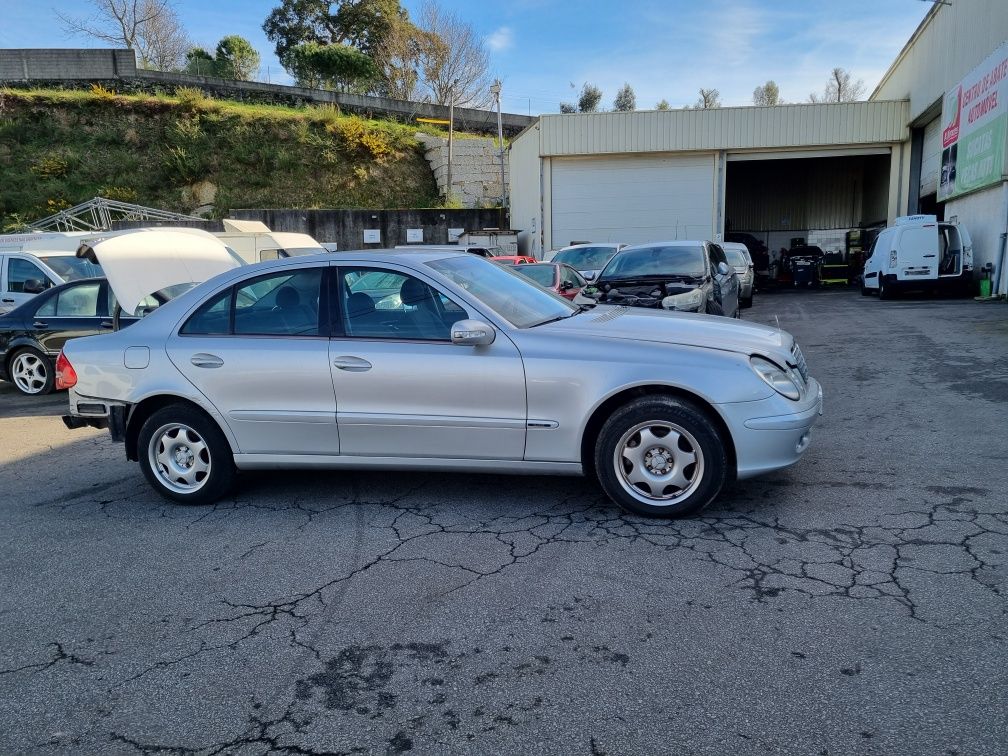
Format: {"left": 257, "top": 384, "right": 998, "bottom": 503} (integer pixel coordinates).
{"left": 125, "top": 393, "right": 236, "bottom": 462}
{"left": 579, "top": 384, "right": 738, "bottom": 482}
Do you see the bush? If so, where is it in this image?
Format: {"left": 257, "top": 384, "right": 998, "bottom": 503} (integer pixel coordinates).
{"left": 174, "top": 86, "right": 214, "bottom": 111}
{"left": 90, "top": 83, "right": 117, "bottom": 102}
{"left": 30, "top": 152, "right": 71, "bottom": 178}
{"left": 330, "top": 116, "right": 392, "bottom": 160}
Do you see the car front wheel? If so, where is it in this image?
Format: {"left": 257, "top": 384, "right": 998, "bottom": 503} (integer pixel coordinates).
{"left": 9, "top": 348, "right": 54, "bottom": 396}
{"left": 594, "top": 397, "right": 728, "bottom": 517}
{"left": 138, "top": 404, "right": 235, "bottom": 504}
{"left": 705, "top": 299, "right": 724, "bottom": 316}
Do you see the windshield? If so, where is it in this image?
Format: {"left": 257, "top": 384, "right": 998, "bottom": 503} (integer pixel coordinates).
{"left": 601, "top": 245, "right": 705, "bottom": 279}
{"left": 515, "top": 264, "right": 556, "bottom": 287}
{"left": 724, "top": 248, "right": 749, "bottom": 266}
{"left": 426, "top": 255, "right": 574, "bottom": 328}
{"left": 553, "top": 246, "right": 617, "bottom": 270}
{"left": 38, "top": 255, "right": 103, "bottom": 282}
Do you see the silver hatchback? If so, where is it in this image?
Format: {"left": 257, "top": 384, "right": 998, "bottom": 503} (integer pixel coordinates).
{"left": 61, "top": 249, "right": 822, "bottom": 518}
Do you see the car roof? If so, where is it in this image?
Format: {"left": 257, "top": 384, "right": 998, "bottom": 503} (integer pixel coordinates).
{"left": 556, "top": 243, "right": 623, "bottom": 251}
{"left": 620, "top": 240, "right": 708, "bottom": 252}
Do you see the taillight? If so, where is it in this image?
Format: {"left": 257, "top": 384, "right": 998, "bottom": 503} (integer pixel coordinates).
{"left": 55, "top": 351, "right": 77, "bottom": 390}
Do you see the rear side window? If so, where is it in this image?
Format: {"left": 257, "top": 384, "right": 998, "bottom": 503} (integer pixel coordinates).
{"left": 35, "top": 282, "right": 102, "bottom": 317}
{"left": 181, "top": 289, "right": 232, "bottom": 335}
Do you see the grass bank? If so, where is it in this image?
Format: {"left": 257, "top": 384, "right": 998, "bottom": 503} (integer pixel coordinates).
{"left": 0, "top": 86, "right": 444, "bottom": 230}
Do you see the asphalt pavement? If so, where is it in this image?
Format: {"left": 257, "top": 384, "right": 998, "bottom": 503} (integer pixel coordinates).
{"left": 0, "top": 289, "right": 1006, "bottom": 755}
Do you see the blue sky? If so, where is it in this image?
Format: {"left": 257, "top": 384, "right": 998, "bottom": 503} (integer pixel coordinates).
{"left": 3, "top": 0, "right": 932, "bottom": 113}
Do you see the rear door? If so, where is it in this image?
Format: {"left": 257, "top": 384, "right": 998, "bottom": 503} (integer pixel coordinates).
{"left": 32, "top": 279, "right": 109, "bottom": 356}
{"left": 896, "top": 225, "right": 938, "bottom": 281}
{"left": 708, "top": 244, "right": 739, "bottom": 314}
{"left": 166, "top": 264, "right": 339, "bottom": 456}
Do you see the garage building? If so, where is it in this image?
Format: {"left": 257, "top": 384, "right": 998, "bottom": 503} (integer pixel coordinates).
{"left": 509, "top": 0, "right": 1008, "bottom": 292}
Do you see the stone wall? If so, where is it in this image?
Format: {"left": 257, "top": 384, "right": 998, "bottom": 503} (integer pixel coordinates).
{"left": 417, "top": 134, "right": 509, "bottom": 209}
{"left": 0, "top": 48, "right": 136, "bottom": 80}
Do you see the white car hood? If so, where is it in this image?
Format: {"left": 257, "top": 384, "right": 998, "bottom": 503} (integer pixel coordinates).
{"left": 78, "top": 230, "right": 241, "bottom": 315}
{"left": 544, "top": 305, "right": 791, "bottom": 357}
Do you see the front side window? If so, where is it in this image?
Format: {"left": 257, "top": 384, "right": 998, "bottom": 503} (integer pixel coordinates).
{"left": 724, "top": 248, "right": 748, "bottom": 266}
{"left": 339, "top": 267, "right": 465, "bottom": 341}
{"left": 516, "top": 264, "right": 556, "bottom": 288}
{"left": 426, "top": 255, "right": 574, "bottom": 328}
{"left": 7, "top": 258, "right": 48, "bottom": 293}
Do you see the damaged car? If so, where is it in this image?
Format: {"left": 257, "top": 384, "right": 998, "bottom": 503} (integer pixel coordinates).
{"left": 575, "top": 241, "right": 740, "bottom": 317}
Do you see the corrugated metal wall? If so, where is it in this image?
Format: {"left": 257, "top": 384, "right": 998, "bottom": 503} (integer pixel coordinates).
{"left": 726, "top": 155, "right": 891, "bottom": 232}
{"left": 537, "top": 101, "right": 908, "bottom": 157}
{"left": 872, "top": 0, "right": 1008, "bottom": 122}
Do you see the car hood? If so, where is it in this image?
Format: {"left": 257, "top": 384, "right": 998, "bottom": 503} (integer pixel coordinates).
{"left": 78, "top": 230, "right": 241, "bottom": 315}
{"left": 542, "top": 305, "right": 791, "bottom": 357}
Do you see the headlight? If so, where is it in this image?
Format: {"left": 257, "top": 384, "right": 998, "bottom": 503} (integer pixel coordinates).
{"left": 661, "top": 287, "right": 705, "bottom": 311}
{"left": 750, "top": 356, "right": 802, "bottom": 401}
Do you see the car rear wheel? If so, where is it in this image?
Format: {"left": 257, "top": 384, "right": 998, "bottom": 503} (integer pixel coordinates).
{"left": 705, "top": 299, "right": 724, "bottom": 316}
{"left": 138, "top": 404, "right": 235, "bottom": 505}
{"left": 9, "top": 348, "right": 54, "bottom": 396}
{"left": 878, "top": 278, "right": 891, "bottom": 300}
{"left": 594, "top": 397, "right": 728, "bottom": 517}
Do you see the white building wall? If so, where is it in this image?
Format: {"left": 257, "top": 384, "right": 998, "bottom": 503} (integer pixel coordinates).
{"left": 946, "top": 182, "right": 1008, "bottom": 293}
{"left": 508, "top": 124, "right": 542, "bottom": 257}
{"left": 872, "top": 0, "right": 1008, "bottom": 122}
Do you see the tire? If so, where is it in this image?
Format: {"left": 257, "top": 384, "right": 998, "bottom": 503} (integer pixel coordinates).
{"left": 741, "top": 295, "right": 753, "bottom": 308}
{"left": 878, "top": 278, "right": 892, "bottom": 300}
{"left": 138, "top": 404, "right": 235, "bottom": 505}
{"left": 8, "top": 347, "right": 54, "bottom": 396}
{"left": 860, "top": 283, "right": 871, "bottom": 296}
{"left": 594, "top": 396, "right": 728, "bottom": 518}
{"left": 705, "top": 299, "right": 724, "bottom": 316}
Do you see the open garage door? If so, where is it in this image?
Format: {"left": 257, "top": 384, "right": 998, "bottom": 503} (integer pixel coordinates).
{"left": 550, "top": 154, "right": 715, "bottom": 248}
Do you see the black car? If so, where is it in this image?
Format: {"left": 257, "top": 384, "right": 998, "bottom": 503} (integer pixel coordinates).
{"left": 580, "top": 241, "right": 740, "bottom": 317}
{"left": 0, "top": 277, "right": 136, "bottom": 396}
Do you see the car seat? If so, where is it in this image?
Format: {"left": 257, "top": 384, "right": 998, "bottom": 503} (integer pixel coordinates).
{"left": 399, "top": 278, "right": 447, "bottom": 339}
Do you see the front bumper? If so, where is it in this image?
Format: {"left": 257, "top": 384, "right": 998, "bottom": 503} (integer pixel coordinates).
{"left": 718, "top": 377, "right": 823, "bottom": 480}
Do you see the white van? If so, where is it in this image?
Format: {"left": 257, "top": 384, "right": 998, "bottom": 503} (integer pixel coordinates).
{"left": 0, "top": 232, "right": 103, "bottom": 314}
{"left": 214, "top": 219, "right": 325, "bottom": 264}
{"left": 862, "top": 215, "right": 973, "bottom": 299}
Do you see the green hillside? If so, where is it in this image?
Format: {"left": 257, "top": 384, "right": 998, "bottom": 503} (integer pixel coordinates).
{"left": 0, "top": 86, "right": 442, "bottom": 230}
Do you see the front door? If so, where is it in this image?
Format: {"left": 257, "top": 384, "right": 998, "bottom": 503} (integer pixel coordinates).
{"left": 2, "top": 256, "right": 52, "bottom": 313}
{"left": 331, "top": 264, "right": 527, "bottom": 460}
{"left": 165, "top": 265, "right": 339, "bottom": 456}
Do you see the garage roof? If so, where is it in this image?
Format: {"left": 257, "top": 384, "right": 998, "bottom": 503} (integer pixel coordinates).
{"left": 529, "top": 100, "right": 909, "bottom": 157}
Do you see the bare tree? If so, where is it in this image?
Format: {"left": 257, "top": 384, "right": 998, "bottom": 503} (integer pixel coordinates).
{"left": 371, "top": 16, "right": 427, "bottom": 100}
{"left": 57, "top": 0, "right": 189, "bottom": 70}
{"left": 808, "top": 67, "right": 865, "bottom": 103}
{"left": 694, "top": 88, "right": 721, "bottom": 109}
{"left": 415, "top": 0, "right": 493, "bottom": 108}
{"left": 752, "top": 80, "right": 781, "bottom": 106}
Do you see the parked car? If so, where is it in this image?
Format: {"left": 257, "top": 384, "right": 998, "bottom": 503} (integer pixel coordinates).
{"left": 550, "top": 243, "right": 625, "bottom": 281}
{"left": 60, "top": 249, "right": 821, "bottom": 518}
{"left": 575, "top": 241, "right": 740, "bottom": 317}
{"left": 788, "top": 246, "right": 824, "bottom": 288}
{"left": 512, "top": 262, "right": 587, "bottom": 300}
{"left": 861, "top": 214, "right": 973, "bottom": 299}
{"left": 721, "top": 242, "right": 755, "bottom": 308}
{"left": 0, "top": 277, "right": 134, "bottom": 395}
{"left": 0, "top": 231, "right": 105, "bottom": 314}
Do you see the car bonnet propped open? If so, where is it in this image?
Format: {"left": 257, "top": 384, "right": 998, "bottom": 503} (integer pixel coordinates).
{"left": 77, "top": 229, "right": 242, "bottom": 316}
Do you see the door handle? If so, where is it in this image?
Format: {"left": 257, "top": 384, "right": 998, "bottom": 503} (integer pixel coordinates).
{"left": 2, "top": 298, "right": 14, "bottom": 303}
{"left": 32, "top": 321, "right": 48, "bottom": 328}
{"left": 190, "top": 353, "right": 224, "bottom": 368}
{"left": 100, "top": 320, "right": 113, "bottom": 329}
{"left": 333, "top": 355, "right": 372, "bottom": 372}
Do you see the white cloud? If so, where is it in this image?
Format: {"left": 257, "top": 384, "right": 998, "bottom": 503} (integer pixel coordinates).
{"left": 487, "top": 26, "right": 514, "bottom": 52}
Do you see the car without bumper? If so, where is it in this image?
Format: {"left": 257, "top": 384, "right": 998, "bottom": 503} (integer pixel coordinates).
{"left": 61, "top": 250, "right": 821, "bottom": 518}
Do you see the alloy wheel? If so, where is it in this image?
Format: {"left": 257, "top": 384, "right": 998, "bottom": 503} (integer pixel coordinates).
{"left": 148, "top": 423, "right": 212, "bottom": 494}
{"left": 11, "top": 352, "right": 48, "bottom": 395}
{"left": 613, "top": 421, "right": 705, "bottom": 505}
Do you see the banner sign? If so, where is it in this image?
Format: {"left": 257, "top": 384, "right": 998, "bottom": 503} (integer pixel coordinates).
{"left": 938, "top": 41, "right": 1008, "bottom": 201}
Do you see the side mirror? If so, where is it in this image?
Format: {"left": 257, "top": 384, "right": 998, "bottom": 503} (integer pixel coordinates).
{"left": 451, "top": 319, "right": 495, "bottom": 346}
{"left": 560, "top": 280, "right": 573, "bottom": 291}
{"left": 717, "top": 262, "right": 731, "bottom": 276}
{"left": 23, "top": 278, "right": 48, "bottom": 294}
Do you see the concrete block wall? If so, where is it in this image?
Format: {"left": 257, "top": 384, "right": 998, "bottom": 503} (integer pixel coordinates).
{"left": 417, "top": 134, "right": 509, "bottom": 209}
{"left": 0, "top": 49, "right": 136, "bottom": 80}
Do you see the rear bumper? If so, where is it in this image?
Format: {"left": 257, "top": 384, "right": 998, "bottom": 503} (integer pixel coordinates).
{"left": 63, "top": 399, "right": 126, "bottom": 442}
{"left": 719, "top": 377, "right": 823, "bottom": 480}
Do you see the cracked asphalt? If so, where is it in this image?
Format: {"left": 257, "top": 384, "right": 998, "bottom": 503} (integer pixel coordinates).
{"left": 1, "top": 290, "right": 1006, "bottom": 755}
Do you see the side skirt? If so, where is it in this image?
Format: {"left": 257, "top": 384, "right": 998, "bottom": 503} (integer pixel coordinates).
{"left": 233, "top": 454, "right": 584, "bottom": 477}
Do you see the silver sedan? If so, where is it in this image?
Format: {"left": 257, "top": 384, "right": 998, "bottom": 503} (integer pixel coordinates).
{"left": 60, "top": 249, "right": 822, "bottom": 518}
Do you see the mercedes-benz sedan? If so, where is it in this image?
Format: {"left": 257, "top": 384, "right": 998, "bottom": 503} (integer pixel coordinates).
{"left": 60, "top": 248, "right": 821, "bottom": 518}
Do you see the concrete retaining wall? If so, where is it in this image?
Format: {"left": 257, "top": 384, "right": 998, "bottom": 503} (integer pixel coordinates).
{"left": 417, "top": 134, "right": 509, "bottom": 209}
{"left": 113, "top": 208, "right": 511, "bottom": 251}
{"left": 0, "top": 48, "right": 534, "bottom": 136}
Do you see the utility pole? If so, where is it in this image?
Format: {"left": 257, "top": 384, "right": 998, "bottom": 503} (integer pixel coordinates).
{"left": 490, "top": 80, "right": 506, "bottom": 227}
{"left": 445, "top": 78, "right": 459, "bottom": 205}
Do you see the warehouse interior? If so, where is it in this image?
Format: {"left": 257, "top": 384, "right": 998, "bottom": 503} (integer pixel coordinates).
{"left": 725, "top": 152, "right": 892, "bottom": 264}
